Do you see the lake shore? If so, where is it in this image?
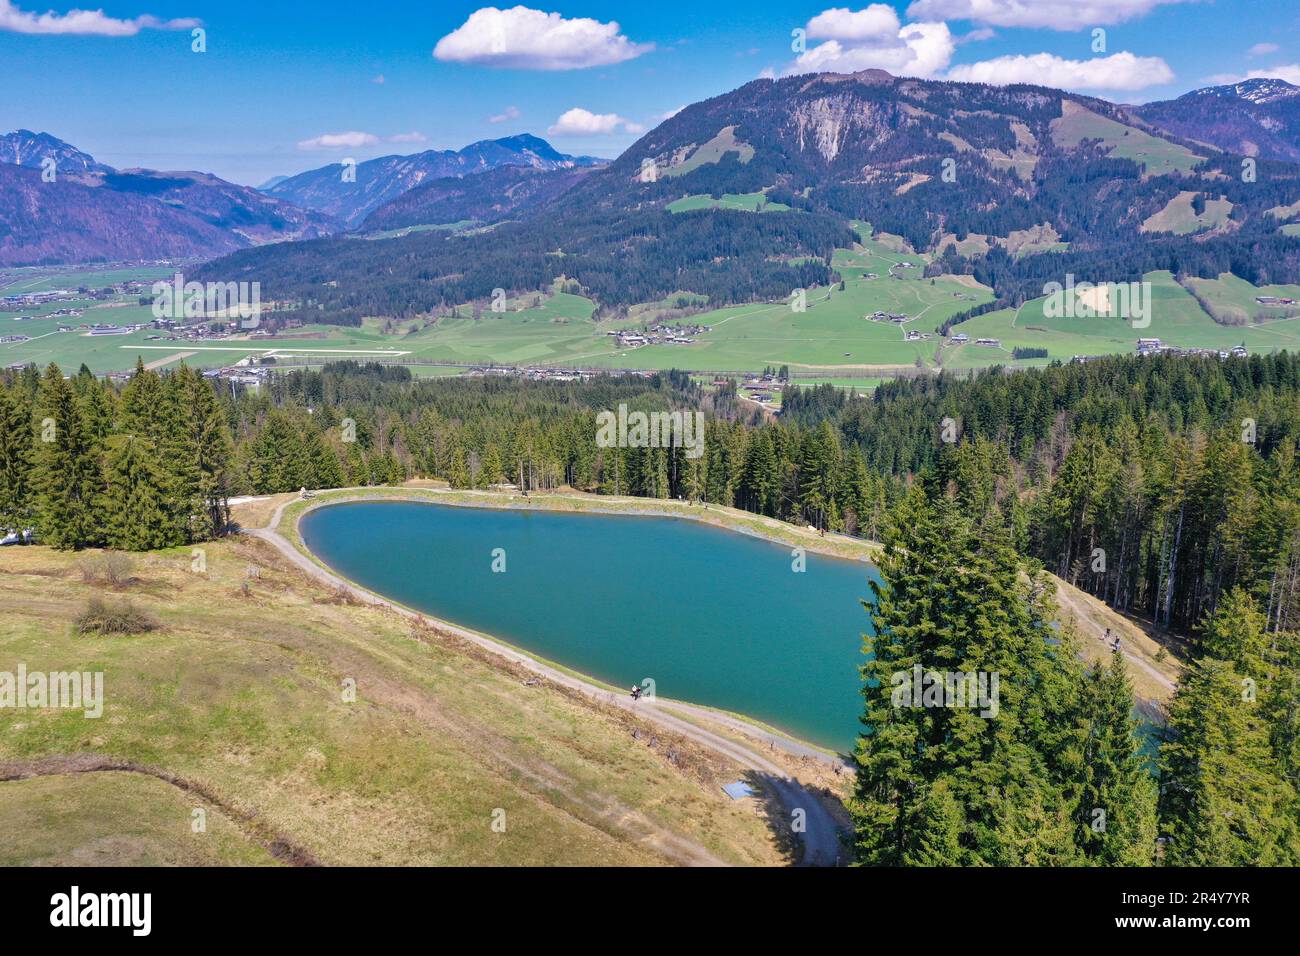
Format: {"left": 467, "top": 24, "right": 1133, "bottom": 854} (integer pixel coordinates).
{"left": 259, "top": 486, "right": 867, "bottom": 763}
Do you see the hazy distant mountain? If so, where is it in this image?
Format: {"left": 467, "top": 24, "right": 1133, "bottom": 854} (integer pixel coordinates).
{"left": 266, "top": 133, "right": 606, "bottom": 226}
{"left": 360, "top": 164, "right": 594, "bottom": 232}
{"left": 0, "top": 129, "right": 113, "bottom": 175}
{"left": 0, "top": 132, "right": 339, "bottom": 266}
{"left": 1133, "top": 78, "right": 1300, "bottom": 162}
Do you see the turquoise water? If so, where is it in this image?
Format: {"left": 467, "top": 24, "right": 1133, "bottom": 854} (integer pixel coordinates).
{"left": 300, "top": 501, "right": 879, "bottom": 753}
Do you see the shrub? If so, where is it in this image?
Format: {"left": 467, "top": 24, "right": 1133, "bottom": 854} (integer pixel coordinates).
{"left": 74, "top": 597, "right": 158, "bottom": 635}
{"left": 77, "top": 552, "right": 136, "bottom": 589}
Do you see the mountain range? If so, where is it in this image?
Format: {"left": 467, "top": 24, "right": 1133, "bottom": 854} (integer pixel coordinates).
{"left": 8, "top": 77, "right": 1300, "bottom": 286}
{"left": 1132, "top": 77, "right": 1300, "bottom": 164}
{"left": 265, "top": 133, "right": 606, "bottom": 227}
{"left": 196, "top": 71, "right": 1300, "bottom": 325}
{"left": 0, "top": 132, "right": 339, "bottom": 267}
{"left": 0, "top": 131, "right": 604, "bottom": 266}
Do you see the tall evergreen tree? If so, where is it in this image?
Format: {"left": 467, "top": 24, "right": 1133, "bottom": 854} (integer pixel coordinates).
{"left": 31, "top": 364, "right": 102, "bottom": 550}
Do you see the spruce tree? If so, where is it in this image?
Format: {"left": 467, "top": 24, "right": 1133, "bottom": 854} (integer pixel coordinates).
{"left": 100, "top": 434, "right": 176, "bottom": 551}
{"left": 1159, "top": 650, "right": 1300, "bottom": 865}
{"left": 31, "top": 364, "right": 102, "bottom": 549}
{"left": 851, "top": 490, "right": 1084, "bottom": 865}
{"left": 1077, "top": 652, "right": 1158, "bottom": 865}
{"left": 0, "top": 387, "right": 33, "bottom": 532}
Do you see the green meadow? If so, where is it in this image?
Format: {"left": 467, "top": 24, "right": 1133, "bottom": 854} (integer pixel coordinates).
{"left": 944, "top": 271, "right": 1300, "bottom": 369}
{"left": 10, "top": 240, "right": 1300, "bottom": 379}
{"left": 667, "top": 192, "right": 791, "bottom": 214}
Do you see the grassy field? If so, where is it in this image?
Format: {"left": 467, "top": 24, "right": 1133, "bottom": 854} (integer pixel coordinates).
{"left": 662, "top": 126, "right": 754, "bottom": 178}
{"left": 0, "top": 266, "right": 175, "bottom": 296}
{"left": 1051, "top": 101, "right": 1203, "bottom": 176}
{"left": 12, "top": 236, "right": 1300, "bottom": 380}
{"left": 0, "top": 537, "right": 789, "bottom": 866}
{"left": 1182, "top": 273, "right": 1300, "bottom": 324}
{"left": 1141, "top": 191, "right": 1233, "bottom": 234}
{"left": 944, "top": 271, "right": 1300, "bottom": 368}
{"left": 667, "top": 192, "right": 791, "bottom": 214}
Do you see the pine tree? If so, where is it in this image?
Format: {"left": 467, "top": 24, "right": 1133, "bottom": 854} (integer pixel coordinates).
{"left": 1077, "top": 652, "right": 1158, "bottom": 865}
{"left": 1159, "top": 653, "right": 1300, "bottom": 865}
{"left": 31, "top": 365, "right": 102, "bottom": 549}
{"left": 851, "top": 491, "right": 1085, "bottom": 865}
{"left": 100, "top": 434, "right": 176, "bottom": 550}
{"left": 0, "top": 387, "right": 33, "bottom": 531}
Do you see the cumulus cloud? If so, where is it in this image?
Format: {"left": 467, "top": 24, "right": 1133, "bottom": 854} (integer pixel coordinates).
{"left": 547, "top": 107, "right": 643, "bottom": 136}
{"left": 806, "top": 4, "right": 900, "bottom": 41}
{"left": 1248, "top": 43, "right": 1281, "bottom": 58}
{"left": 792, "top": 18, "right": 955, "bottom": 78}
{"left": 947, "top": 50, "right": 1174, "bottom": 91}
{"left": 297, "top": 131, "right": 381, "bottom": 151}
{"left": 0, "top": 0, "right": 197, "bottom": 35}
{"left": 489, "top": 105, "right": 522, "bottom": 123}
{"left": 905, "top": 0, "right": 1188, "bottom": 31}
{"left": 434, "top": 6, "right": 652, "bottom": 70}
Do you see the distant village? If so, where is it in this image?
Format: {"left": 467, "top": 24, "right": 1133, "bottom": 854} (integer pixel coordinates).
{"left": 607, "top": 322, "right": 712, "bottom": 349}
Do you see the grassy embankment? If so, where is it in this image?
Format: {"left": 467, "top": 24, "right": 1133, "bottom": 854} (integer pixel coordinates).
{"left": 0, "top": 521, "right": 796, "bottom": 866}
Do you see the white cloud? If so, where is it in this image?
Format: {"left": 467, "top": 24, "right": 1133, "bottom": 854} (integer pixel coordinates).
{"left": 388, "top": 132, "right": 427, "bottom": 144}
{"left": 905, "top": 0, "right": 1188, "bottom": 31}
{"left": 1248, "top": 43, "right": 1280, "bottom": 58}
{"left": 806, "top": 4, "right": 900, "bottom": 41}
{"left": 1209, "top": 64, "right": 1300, "bottom": 86}
{"left": 489, "top": 105, "right": 522, "bottom": 123}
{"left": 547, "top": 107, "right": 643, "bottom": 136}
{"left": 371, "top": 74, "right": 386, "bottom": 84}
{"left": 658, "top": 105, "right": 686, "bottom": 121}
{"left": 947, "top": 50, "right": 1174, "bottom": 91}
{"left": 0, "top": 0, "right": 197, "bottom": 35}
{"left": 791, "top": 19, "right": 955, "bottom": 78}
{"left": 298, "top": 131, "right": 381, "bottom": 151}
{"left": 434, "top": 6, "right": 652, "bottom": 70}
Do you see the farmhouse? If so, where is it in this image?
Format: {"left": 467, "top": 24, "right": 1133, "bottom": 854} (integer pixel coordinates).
{"left": 1137, "top": 338, "right": 1162, "bottom": 354}
{"left": 975, "top": 338, "right": 1000, "bottom": 347}
{"left": 950, "top": 333, "right": 969, "bottom": 344}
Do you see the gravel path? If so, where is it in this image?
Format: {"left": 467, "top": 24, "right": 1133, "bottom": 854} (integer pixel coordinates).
{"left": 246, "top": 492, "right": 850, "bottom": 866}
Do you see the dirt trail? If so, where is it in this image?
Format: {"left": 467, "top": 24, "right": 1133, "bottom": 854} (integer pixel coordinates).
{"left": 1054, "top": 584, "right": 1177, "bottom": 695}
{"left": 248, "top": 494, "right": 849, "bottom": 866}
{"left": 0, "top": 754, "right": 319, "bottom": 865}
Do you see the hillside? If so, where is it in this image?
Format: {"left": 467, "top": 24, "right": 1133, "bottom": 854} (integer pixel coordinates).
{"left": 267, "top": 134, "right": 606, "bottom": 227}
{"left": 0, "top": 533, "right": 795, "bottom": 866}
{"left": 1133, "top": 78, "right": 1300, "bottom": 164}
{"left": 360, "top": 164, "right": 594, "bottom": 233}
{"left": 0, "top": 133, "right": 339, "bottom": 267}
{"left": 199, "top": 70, "right": 1300, "bottom": 327}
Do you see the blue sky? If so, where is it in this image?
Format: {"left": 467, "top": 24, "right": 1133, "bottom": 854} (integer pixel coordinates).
{"left": 2, "top": 0, "right": 1298, "bottom": 185}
